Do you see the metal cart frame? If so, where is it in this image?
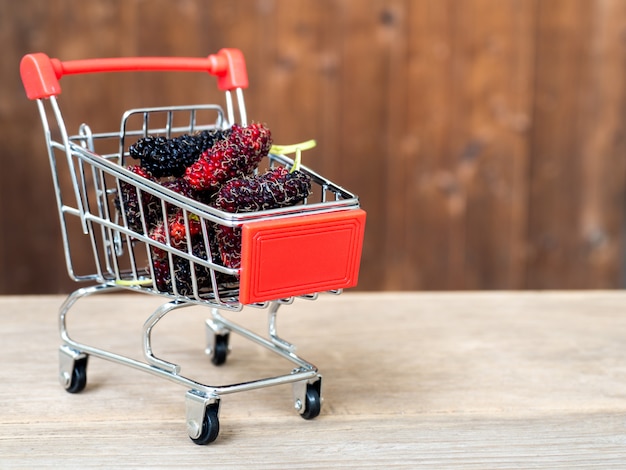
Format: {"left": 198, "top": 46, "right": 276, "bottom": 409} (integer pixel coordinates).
{"left": 20, "top": 49, "right": 366, "bottom": 444}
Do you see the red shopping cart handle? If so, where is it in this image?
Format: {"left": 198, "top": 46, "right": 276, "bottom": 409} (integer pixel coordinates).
{"left": 20, "top": 48, "right": 248, "bottom": 100}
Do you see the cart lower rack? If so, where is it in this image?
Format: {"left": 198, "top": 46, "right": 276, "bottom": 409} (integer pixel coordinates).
{"left": 20, "top": 49, "right": 366, "bottom": 444}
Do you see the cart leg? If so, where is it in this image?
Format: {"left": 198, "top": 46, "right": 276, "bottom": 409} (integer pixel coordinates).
{"left": 268, "top": 301, "right": 296, "bottom": 352}
{"left": 292, "top": 375, "right": 323, "bottom": 420}
{"left": 142, "top": 301, "right": 192, "bottom": 374}
{"left": 185, "top": 390, "right": 220, "bottom": 445}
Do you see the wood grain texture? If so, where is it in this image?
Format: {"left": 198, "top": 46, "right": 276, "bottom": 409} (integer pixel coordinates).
{"left": 528, "top": 0, "right": 626, "bottom": 289}
{"left": 2, "top": 0, "right": 626, "bottom": 294}
{"left": 2, "top": 291, "right": 626, "bottom": 467}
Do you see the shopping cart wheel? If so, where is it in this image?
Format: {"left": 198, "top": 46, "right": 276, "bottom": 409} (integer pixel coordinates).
{"left": 65, "top": 356, "right": 88, "bottom": 394}
{"left": 210, "top": 333, "right": 230, "bottom": 366}
{"left": 190, "top": 403, "right": 220, "bottom": 445}
{"left": 59, "top": 346, "right": 88, "bottom": 394}
{"left": 300, "top": 385, "right": 322, "bottom": 420}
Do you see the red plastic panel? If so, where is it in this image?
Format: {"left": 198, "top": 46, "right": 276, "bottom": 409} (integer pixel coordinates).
{"left": 239, "top": 209, "right": 366, "bottom": 304}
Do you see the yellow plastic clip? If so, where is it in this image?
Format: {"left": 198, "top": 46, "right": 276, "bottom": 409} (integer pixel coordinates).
{"left": 270, "top": 139, "right": 317, "bottom": 172}
{"left": 115, "top": 279, "right": 154, "bottom": 287}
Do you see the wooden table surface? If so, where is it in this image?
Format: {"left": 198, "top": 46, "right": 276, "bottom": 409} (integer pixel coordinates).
{"left": 2, "top": 291, "right": 626, "bottom": 468}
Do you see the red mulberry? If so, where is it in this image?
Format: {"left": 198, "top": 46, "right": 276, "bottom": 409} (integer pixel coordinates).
{"left": 184, "top": 122, "right": 272, "bottom": 191}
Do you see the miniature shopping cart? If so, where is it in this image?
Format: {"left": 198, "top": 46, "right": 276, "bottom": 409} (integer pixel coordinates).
{"left": 20, "top": 49, "right": 366, "bottom": 444}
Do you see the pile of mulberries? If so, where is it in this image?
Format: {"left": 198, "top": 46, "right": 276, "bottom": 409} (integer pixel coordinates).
{"left": 148, "top": 216, "right": 234, "bottom": 295}
{"left": 118, "top": 122, "right": 312, "bottom": 297}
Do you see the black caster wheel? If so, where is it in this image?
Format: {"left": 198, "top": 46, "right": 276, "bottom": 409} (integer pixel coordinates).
{"left": 65, "top": 355, "right": 88, "bottom": 394}
{"left": 210, "top": 333, "right": 230, "bottom": 366}
{"left": 300, "top": 384, "right": 322, "bottom": 420}
{"left": 190, "top": 403, "right": 220, "bottom": 445}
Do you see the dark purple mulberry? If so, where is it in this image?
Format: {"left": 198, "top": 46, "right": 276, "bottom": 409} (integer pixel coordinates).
{"left": 215, "top": 167, "right": 311, "bottom": 213}
{"left": 214, "top": 167, "right": 311, "bottom": 268}
{"left": 117, "top": 165, "right": 160, "bottom": 233}
{"left": 129, "top": 128, "right": 227, "bottom": 178}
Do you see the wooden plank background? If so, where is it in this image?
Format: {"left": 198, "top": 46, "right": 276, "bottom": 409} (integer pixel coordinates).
{"left": 2, "top": 0, "right": 626, "bottom": 294}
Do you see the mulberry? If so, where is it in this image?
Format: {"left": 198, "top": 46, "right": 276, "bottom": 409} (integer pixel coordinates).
{"left": 151, "top": 240, "right": 214, "bottom": 296}
{"left": 160, "top": 177, "right": 195, "bottom": 198}
{"left": 214, "top": 167, "right": 311, "bottom": 268}
{"left": 215, "top": 166, "right": 311, "bottom": 213}
{"left": 150, "top": 221, "right": 233, "bottom": 296}
{"left": 148, "top": 211, "right": 202, "bottom": 259}
{"left": 129, "top": 128, "right": 226, "bottom": 178}
{"left": 117, "top": 165, "right": 160, "bottom": 233}
{"left": 168, "top": 211, "right": 202, "bottom": 247}
{"left": 184, "top": 122, "right": 272, "bottom": 191}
